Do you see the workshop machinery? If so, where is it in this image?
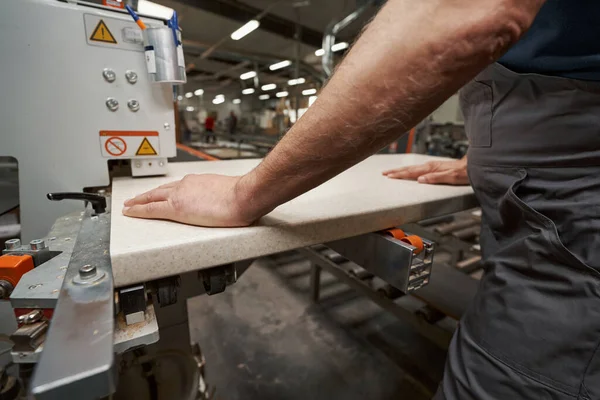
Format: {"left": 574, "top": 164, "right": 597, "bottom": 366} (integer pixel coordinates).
{"left": 0, "top": 0, "right": 185, "bottom": 243}
{"left": 0, "top": 189, "right": 448, "bottom": 399}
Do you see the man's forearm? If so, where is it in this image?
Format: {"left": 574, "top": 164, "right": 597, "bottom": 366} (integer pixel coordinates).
{"left": 237, "top": 0, "right": 545, "bottom": 219}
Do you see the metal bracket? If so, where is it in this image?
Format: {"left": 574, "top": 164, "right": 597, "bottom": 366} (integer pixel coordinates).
{"left": 325, "top": 230, "right": 435, "bottom": 294}
{"left": 30, "top": 207, "right": 116, "bottom": 400}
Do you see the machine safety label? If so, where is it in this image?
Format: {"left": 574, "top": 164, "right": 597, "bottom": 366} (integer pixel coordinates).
{"left": 105, "top": 136, "right": 127, "bottom": 156}
{"left": 90, "top": 20, "right": 117, "bottom": 44}
{"left": 136, "top": 138, "right": 158, "bottom": 156}
{"left": 99, "top": 131, "right": 160, "bottom": 158}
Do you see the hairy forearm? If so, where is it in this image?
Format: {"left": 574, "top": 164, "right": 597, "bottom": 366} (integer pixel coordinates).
{"left": 237, "top": 0, "right": 545, "bottom": 219}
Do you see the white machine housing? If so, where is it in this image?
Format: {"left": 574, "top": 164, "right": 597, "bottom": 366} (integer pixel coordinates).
{"left": 0, "top": 0, "right": 178, "bottom": 241}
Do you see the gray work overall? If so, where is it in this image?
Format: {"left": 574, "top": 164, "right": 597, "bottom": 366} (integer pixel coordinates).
{"left": 434, "top": 63, "right": 600, "bottom": 399}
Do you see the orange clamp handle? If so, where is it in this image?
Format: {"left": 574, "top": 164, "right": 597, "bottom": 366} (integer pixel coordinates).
{"left": 400, "top": 235, "right": 425, "bottom": 255}
{"left": 383, "top": 228, "right": 406, "bottom": 240}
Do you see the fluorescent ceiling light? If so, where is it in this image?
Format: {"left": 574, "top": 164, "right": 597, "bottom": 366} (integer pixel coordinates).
{"left": 288, "top": 78, "right": 306, "bottom": 86}
{"left": 185, "top": 106, "right": 194, "bottom": 112}
{"left": 240, "top": 71, "right": 257, "bottom": 80}
{"left": 315, "top": 42, "right": 350, "bottom": 57}
{"left": 231, "top": 20, "right": 260, "bottom": 40}
{"left": 212, "top": 97, "right": 225, "bottom": 105}
{"left": 259, "top": 94, "right": 270, "bottom": 100}
{"left": 261, "top": 83, "right": 276, "bottom": 91}
{"left": 276, "top": 91, "right": 288, "bottom": 98}
{"left": 302, "top": 88, "right": 317, "bottom": 96}
{"left": 332, "top": 42, "right": 349, "bottom": 52}
{"left": 233, "top": 99, "right": 241, "bottom": 104}
{"left": 242, "top": 88, "right": 255, "bottom": 95}
{"left": 137, "top": 0, "right": 174, "bottom": 20}
{"left": 194, "top": 89, "right": 204, "bottom": 96}
{"left": 269, "top": 60, "right": 292, "bottom": 71}
{"left": 177, "top": 95, "right": 183, "bottom": 101}
{"left": 215, "top": 94, "right": 224, "bottom": 99}
{"left": 309, "top": 95, "right": 317, "bottom": 106}
{"left": 185, "top": 92, "right": 193, "bottom": 98}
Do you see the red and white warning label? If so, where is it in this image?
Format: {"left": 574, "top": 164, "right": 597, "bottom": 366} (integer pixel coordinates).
{"left": 99, "top": 131, "right": 160, "bottom": 158}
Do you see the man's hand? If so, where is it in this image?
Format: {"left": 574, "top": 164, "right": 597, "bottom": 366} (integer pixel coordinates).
{"left": 382, "top": 157, "right": 468, "bottom": 185}
{"left": 122, "top": 174, "right": 256, "bottom": 227}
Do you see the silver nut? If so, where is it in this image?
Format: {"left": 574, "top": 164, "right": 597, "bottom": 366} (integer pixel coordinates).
{"left": 125, "top": 70, "right": 138, "bottom": 84}
{"left": 163, "top": 123, "right": 170, "bottom": 130}
{"left": 106, "top": 98, "right": 119, "bottom": 112}
{"left": 30, "top": 239, "right": 46, "bottom": 250}
{"left": 127, "top": 99, "right": 140, "bottom": 112}
{"left": 102, "top": 68, "right": 116, "bottom": 83}
{"left": 5, "top": 238, "right": 21, "bottom": 250}
{"left": 79, "top": 265, "right": 97, "bottom": 280}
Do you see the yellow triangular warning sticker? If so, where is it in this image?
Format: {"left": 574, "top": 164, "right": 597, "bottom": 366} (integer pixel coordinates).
{"left": 90, "top": 20, "right": 117, "bottom": 44}
{"left": 136, "top": 138, "right": 158, "bottom": 156}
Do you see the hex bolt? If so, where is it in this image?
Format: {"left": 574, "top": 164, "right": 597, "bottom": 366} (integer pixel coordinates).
{"left": 127, "top": 99, "right": 140, "bottom": 112}
{"left": 102, "top": 68, "right": 116, "bottom": 83}
{"left": 5, "top": 238, "right": 21, "bottom": 250}
{"left": 106, "top": 98, "right": 119, "bottom": 112}
{"left": 29, "top": 239, "right": 46, "bottom": 250}
{"left": 79, "top": 264, "right": 97, "bottom": 280}
{"left": 125, "top": 70, "right": 138, "bottom": 84}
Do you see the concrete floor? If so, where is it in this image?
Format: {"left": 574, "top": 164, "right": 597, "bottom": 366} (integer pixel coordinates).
{"left": 187, "top": 253, "right": 449, "bottom": 400}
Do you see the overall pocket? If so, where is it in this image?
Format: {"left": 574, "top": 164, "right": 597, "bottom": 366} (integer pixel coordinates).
{"left": 464, "top": 168, "right": 600, "bottom": 396}
{"left": 459, "top": 80, "right": 492, "bottom": 147}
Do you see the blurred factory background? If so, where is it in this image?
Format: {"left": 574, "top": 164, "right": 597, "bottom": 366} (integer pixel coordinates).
{"left": 160, "top": 0, "right": 466, "bottom": 159}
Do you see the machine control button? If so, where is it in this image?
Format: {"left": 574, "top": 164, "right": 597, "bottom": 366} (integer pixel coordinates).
{"left": 127, "top": 99, "right": 140, "bottom": 112}
{"left": 102, "top": 68, "right": 116, "bottom": 83}
{"left": 106, "top": 98, "right": 119, "bottom": 112}
{"left": 125, "top": 70, "right": 138, "bottom": 84}
{"left": 4, "top": 239, "right": 20, "bottom": 250}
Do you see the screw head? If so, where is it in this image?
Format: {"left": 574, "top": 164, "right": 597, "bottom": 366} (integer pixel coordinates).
{"left": 79, "top": 265, "right": 97, "bottom": 280}
{"left": 125, "top": 70, "right": 138, "bottom": 84}
{"left": 28, "top": 284, "right": 42, "bottom": 290}
{"left": 163, "top": 123, "right": 170, "bottom": 130}
{"left": 102, "top": 68, "right": 116, "bottom": 83}
{"left": 106, "top": 98, "right": 119, "bottom": 112}
{"left": 127, "top": 99, "right": 140, "bottom": 112}
{"left": 159, "top": 161, "right": 165, "bottom": 167}
{"left": 135, "top": 161, "right": 142, "bottom": 168}
{"left": 5, "top": 238, "right": 21, "bottom": 250}
{"left": 30, "top": 239, "right": 46, "bottom": 250}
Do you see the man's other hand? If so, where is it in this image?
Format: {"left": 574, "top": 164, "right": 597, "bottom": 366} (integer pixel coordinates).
{"left": 382, "top": 157, "right": 468, "bottom": 185}
{"left": 122, "top": 174, "right": 255, "bottom": 227}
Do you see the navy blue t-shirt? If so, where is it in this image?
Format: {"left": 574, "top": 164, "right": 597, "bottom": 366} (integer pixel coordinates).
{"left": 499, "top": 0, "right": 600, "bottom": 81}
